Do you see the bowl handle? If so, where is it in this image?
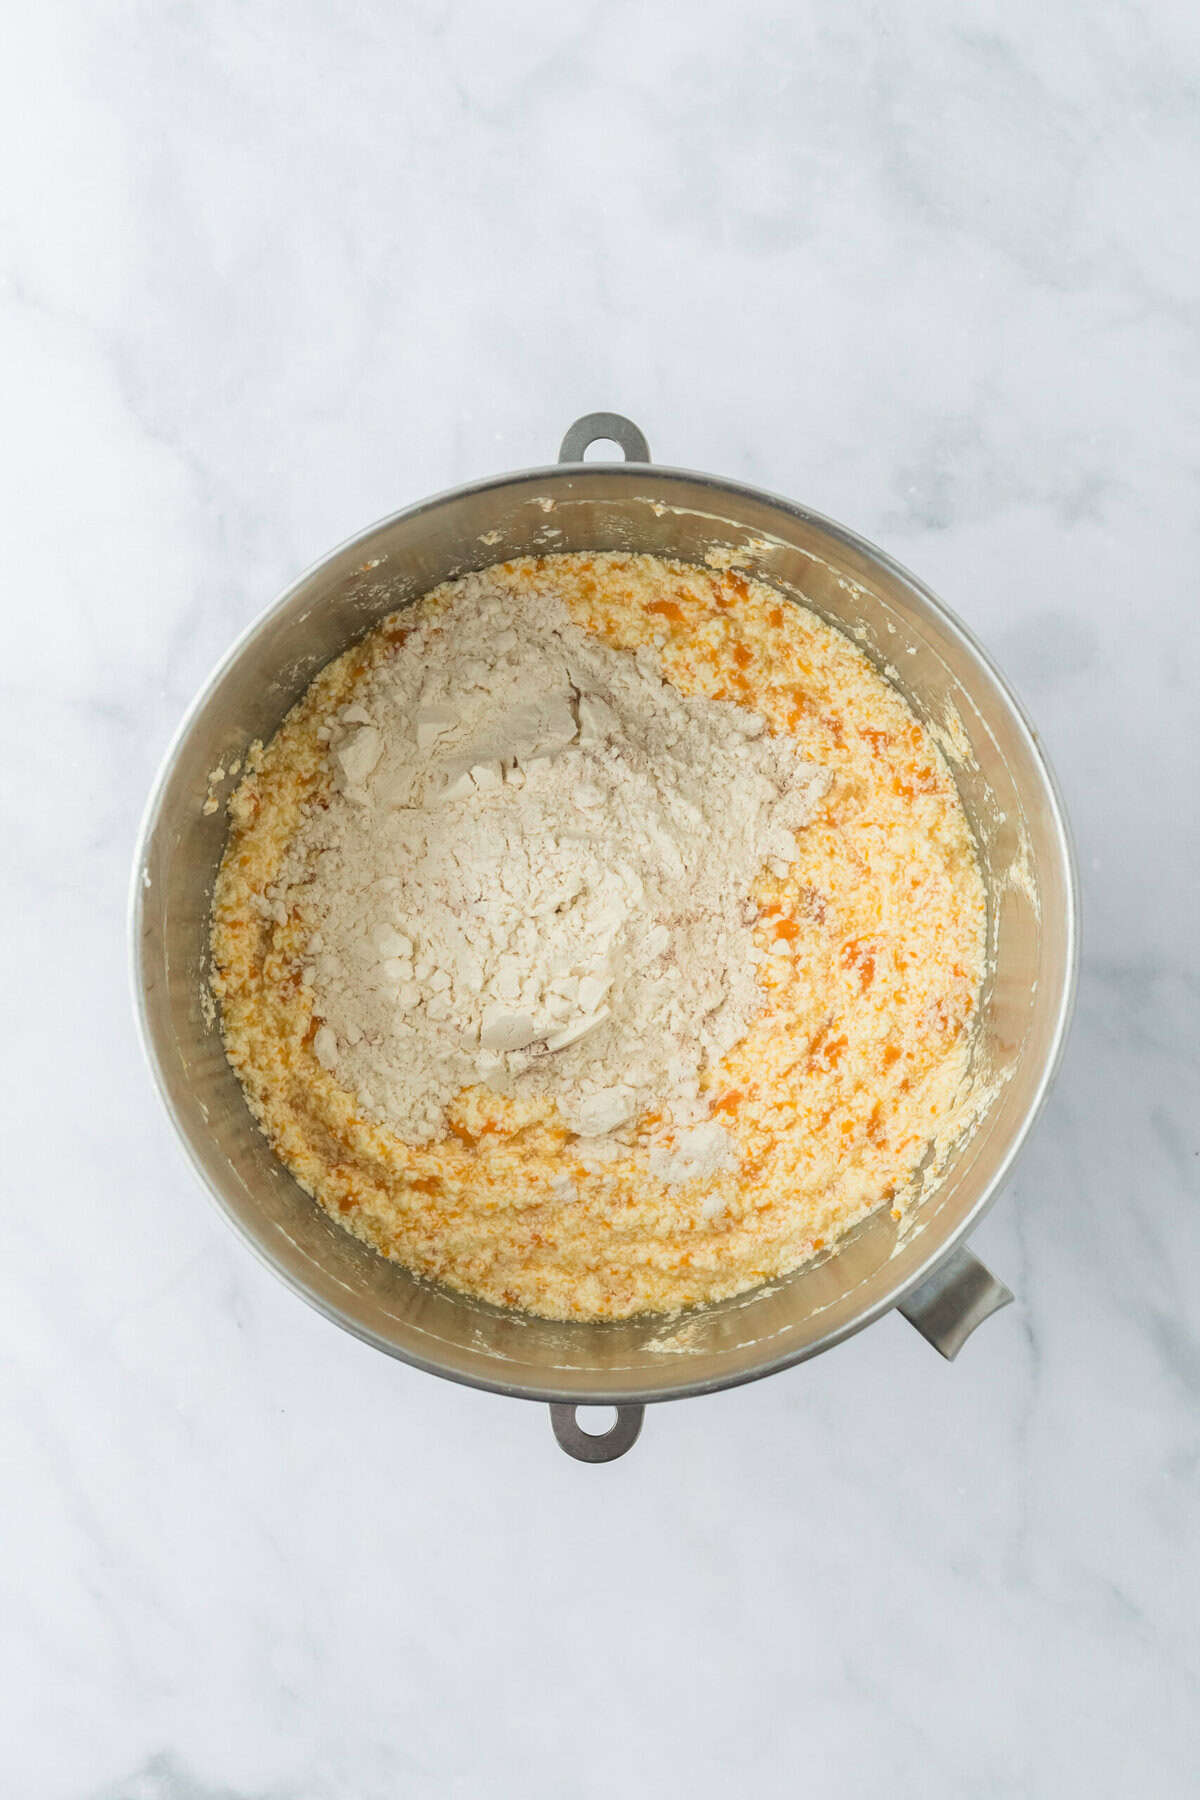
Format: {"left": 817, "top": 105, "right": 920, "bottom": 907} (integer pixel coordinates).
{"left": 898, "top": 1245, "right": 1014, "bottom": 1359}
{"left": 549, "top": 1403, "right": 645, "bottom": 1462}
{"left": 558, "top": 412, "right": 651, "bottom": 465}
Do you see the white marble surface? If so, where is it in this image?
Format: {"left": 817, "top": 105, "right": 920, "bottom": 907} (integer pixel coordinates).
{"left": 3, "top": 2, "right": 1198, "bottom": 1794}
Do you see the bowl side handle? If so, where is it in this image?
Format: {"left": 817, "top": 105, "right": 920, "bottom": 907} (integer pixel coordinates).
{"left": 898, "top": 1245, "right": 1014, "bottom": 1359}
{"left": 549, "top": 1403, "right": 646, "bottom": 1462}
{"left": 558, "top": 412, "right": 651, "bottom": 465}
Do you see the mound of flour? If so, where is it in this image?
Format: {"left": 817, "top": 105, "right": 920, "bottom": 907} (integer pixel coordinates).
{"left": 270, "top": 571, "right": 827, "bottom": 1175}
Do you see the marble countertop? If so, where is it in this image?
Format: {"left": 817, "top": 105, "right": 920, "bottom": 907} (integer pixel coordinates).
{"left": 4, "top": 2, "right": 1198, "bottom": 1795}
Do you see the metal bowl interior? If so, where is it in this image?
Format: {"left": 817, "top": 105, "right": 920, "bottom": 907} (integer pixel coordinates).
{"left": 132, "top": 463, "right": 1077, "bottom": 1404}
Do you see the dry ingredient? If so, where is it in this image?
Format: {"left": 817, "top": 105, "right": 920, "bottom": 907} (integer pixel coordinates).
{"left": 272, "top": 576, "right": 829, "bottom": 1170}
{"left": 212, "top": 552, "right": 987, "bottom": 1321}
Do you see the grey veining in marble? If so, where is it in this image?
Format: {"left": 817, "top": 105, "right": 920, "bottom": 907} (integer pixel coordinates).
{"left": 2, "top": 2, "right": 1198, "bottom": 1795}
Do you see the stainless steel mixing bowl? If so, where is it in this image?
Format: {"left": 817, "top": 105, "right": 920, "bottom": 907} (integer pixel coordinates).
{"left": 131, "top": 412, "right": 1078, "bottom": 1461}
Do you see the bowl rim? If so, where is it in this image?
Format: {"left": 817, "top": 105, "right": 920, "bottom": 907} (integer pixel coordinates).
{"left": 130, "top": 457, "right": 1081, "bottom": 1405}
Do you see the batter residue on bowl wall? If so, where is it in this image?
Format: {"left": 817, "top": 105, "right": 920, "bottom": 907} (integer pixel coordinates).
{"left": 211, "top": 553, "right": 986, "bottom": 1321}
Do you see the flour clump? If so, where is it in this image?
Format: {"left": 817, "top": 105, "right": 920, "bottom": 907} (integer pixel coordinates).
{"left": 270, "top": 571, "right": 828, "bottom": 1165}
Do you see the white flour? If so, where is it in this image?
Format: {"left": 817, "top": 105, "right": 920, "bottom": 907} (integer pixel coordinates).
{"left": 270, "top": 571, "right": 828, "bottom": 1177}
